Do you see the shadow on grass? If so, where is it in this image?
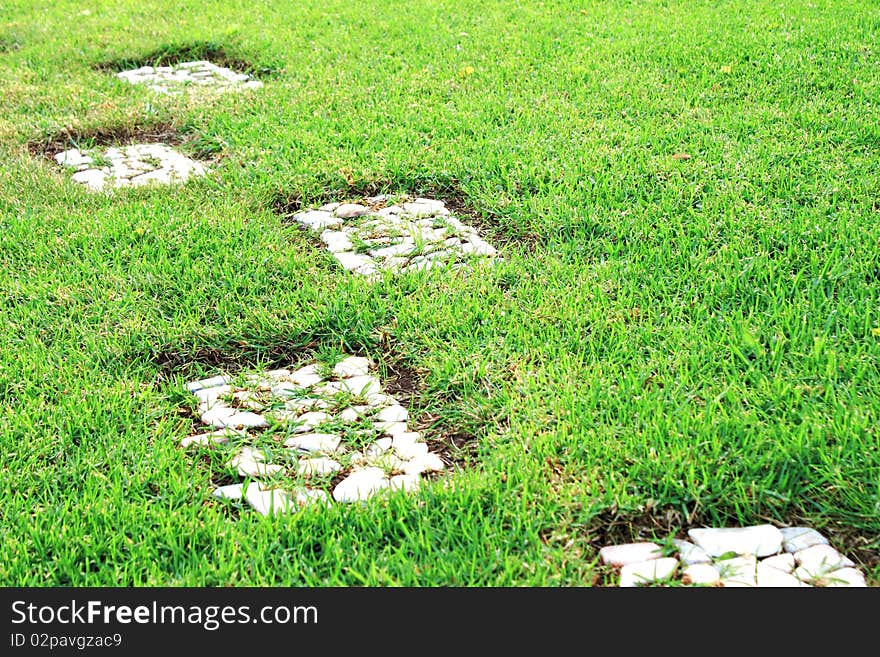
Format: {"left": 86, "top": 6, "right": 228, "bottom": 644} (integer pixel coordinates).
{"left": 93, "top": 40, "right": 282, "bottom": 79}
{"left": 28, "top": 121, "right": 228, "bottom": 162}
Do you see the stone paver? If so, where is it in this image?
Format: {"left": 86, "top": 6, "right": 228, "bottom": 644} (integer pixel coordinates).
{"left": 292, "top": 197, "right": 500, "bottom": 278}
{"left": 55, "top": 143, "right": 207, "bottom": 192}
{"left": 182, "top": 354, "right": 445, "bottom": 515}
{"left": 116, "top": 60, "right": 263, "bottom": 94}
{"left": 600, "top": 525, "right": 868, "bottom": 587}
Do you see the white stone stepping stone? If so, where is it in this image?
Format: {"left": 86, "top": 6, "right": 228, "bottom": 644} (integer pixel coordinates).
{"left": 338, "top": 375, "right": 381, "bottom": 397}
{"left": 394, "top": 441, "right": 429, "bottom": 460}
{"left": 284, "top": 433, "right": 341, "bottom": 453}
{"left": 822, "top": 567, "right": 867, "bottom": 587}
{"left": 599, "top": 543, "right": 663, "bottom": 567}
{"left": 401, "top": 452, "right": 444, "bottom": 475}
{"left": 70, "top": 168, "right": 109, "bottom": 190}
{"left": 757, "top": 562, "right": 807, "bottom": 587}
{"left": 619, "top": 558, "right": 679, "bottom": 587}
{"left": 229, "top": 447, "right": 285, "bottom": 478}
{"left": 761, "top": 553, "right": 796, "bottom": 573}
{"left": 671, "top": 539, "right": 712, "bottom": 565}
{"left": 282, "top": 397, "right": 328, "bottom": 413}
{"left": 193, "top": 384, "right": 232, "bottom": 406}
{"left": 365, "top": 392, "right": 394, "bottom": 407}
{"left": 780, "top": 527, "right": 829, "bottom": 553}
{"left": 682, "top": 563, "right": 721, "bottom": 586}
{"left": 186, "top": 374, "right": 231, "bottom": 392}
{"left": 245, "top": 486, "right": 294, "bottom": 516}
{"left": 602, "top": 525, "right": 867, "bottom": 588}
{"left": 213, "top": 411, "right": 268, "bottom": 429}
{"left": 57, "top": 143, "right": 207, "bottom": 192}
{"left": 183, "top": 356, "right": 448, "bottom": 513}
{"left": 55, "top": 149, "right": 94, "bottom": 168}
{"left": 288, "top": 411, "right": 332, "bottom": 433}
{"left": 332, "top": 356, "right": 372, "bottom": 378}
{"left": 294, "top": 197, "right": 500, "bottom": 277}
{"left": 200, "top": 404, "right": 237, "bottom": 427}
{"left": 391, "top": 431, "right": 422, "bottom": 446}
{"left": 117, "top": 60, "right": 263, "bottom": 94}
{"left": 717, "top": 555, "right": 757, "bottom": 587}
{"left": 321, "top": 230, "right": 353, "bottom": 253}
{"left": 793, "top": 544, "right": 854, "bottom": 575}
{"left": 688, "top": 525, "right": 783, "bottom": 558}
{"left": 294, "top": 210, "right": 343, "bottom": 231}
{"left": 297, "top": 456, "right": 342, "bottom": 476}
{"left": 376, "top": 404, "right": 408, "bottom": 423}
{"left": 337, "top": 405, "right": 369, "bottom": 422}
{"left": 212, "top": 484, "right": 245, "bottom": 500}
{"left": 375, "top": 420, "right": 409, "bottom": 436}
{"left": 332, "top": 467, "right": 390, "bottom": 502}
{"left": 289, "top": 364, "right": 324, "bottom": 387}
{"left": 334, "top": 203, "right": 369, "bottom": 218}
{"left": 181, "top": 428, "right": 243, "bottom": 448}
{"left": 390, "top": 474, "right": 421, "bottom": 492}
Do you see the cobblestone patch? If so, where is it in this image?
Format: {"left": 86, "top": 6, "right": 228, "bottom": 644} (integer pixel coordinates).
{"left": 182, "top": 355, "right": 445, "bottom": 515}
{"left": 54, "top": 143, "right": 208, "bottom": 191}
{"left": 291, "top": 196, "right": 500, "bottom": 278}
{"left": 116, "top": 60, "right": 263, "bottom": 94}
{"left": 600, "top": 524, "right": 867, "bottom": 587}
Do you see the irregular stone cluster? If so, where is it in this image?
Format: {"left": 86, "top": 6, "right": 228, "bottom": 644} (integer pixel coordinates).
{"left": 182, "top": 355, "right": 445, "bottom": 515}
{"left": 54, "top": 143, "right": 207, "bottom": 191}
{"left": 292, "top": 196, "right": 499, "bottom": 278}
{"left": 116, "top": 60, "right": 263, "bottom": 94}
{"left": 600, "top": 524, "right": 867, "bottom": 587}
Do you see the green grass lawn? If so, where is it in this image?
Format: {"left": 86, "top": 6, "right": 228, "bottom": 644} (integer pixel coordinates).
{"left": 1, "top": 0, "right": 878, "bottom": 586}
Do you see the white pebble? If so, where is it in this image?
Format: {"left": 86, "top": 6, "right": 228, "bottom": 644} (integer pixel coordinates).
{"left": 619, "top": 558, "right": 679, "bottom": 587}
{"left": 688, "top": 525, "right": 783, "bottom": 558}
{"left": 599, "top": 543, "right": 663, "bottom": 567}
{"left": 332, "top": 467, "right": 390, "bottom": 502}
{"left": 284, "top": 432, "right": 341, "bottom": 453}
{"left": 682, "top": 563, "right": 721, "bottom": 586}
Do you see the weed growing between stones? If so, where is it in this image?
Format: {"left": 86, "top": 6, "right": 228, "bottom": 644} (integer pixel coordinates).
{"left": 287, "top": 195, "right": 502, "bottom": 278}
{"left": 178, "top": 355, "right": 458, "bottom": 515}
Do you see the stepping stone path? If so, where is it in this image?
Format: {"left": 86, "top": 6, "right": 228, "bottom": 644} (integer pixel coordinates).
{"left": 54, "top": 143, "right": 208, "bottom": 191}
{"left": 600, "top": 524, "right": 867, "bottom": 587}
{"left": 116, "top": 60, "right": 263, "bottom": 94}
{"left": 292, "top": 196, "right": 500, "bottom": 278}
{"left": 182, "top": 355, "right": 445, "bottom": 516}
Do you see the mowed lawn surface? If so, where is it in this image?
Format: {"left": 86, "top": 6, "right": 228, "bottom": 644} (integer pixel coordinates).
{"left": 1, "top": 0, "right": 878, "bottom": 585}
